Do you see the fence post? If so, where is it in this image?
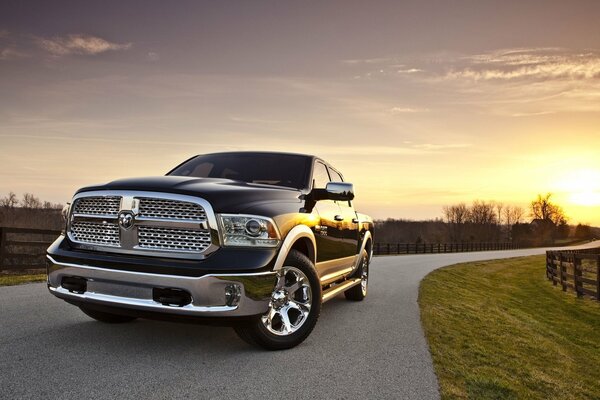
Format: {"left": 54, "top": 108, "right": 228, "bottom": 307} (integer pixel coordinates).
{"left": 574, "top": 255, "right": 582, "bottom": 298}
{"left": 0, "top": 227, "right": 4, "bottom": 267}
{"left": 559, "top": 253, "right": 566, "bottom": 291}
{"left": 597, "top": 255, "right": 600, "bottom": 300}
{"left": 387, "top": 243, "right": 390, "bottom": 255}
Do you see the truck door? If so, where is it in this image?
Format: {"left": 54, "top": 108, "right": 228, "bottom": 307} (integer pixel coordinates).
{"left": 311, "top": 161, "right": 348, "bottom": 281}
{"left": 328, "top": 167, "right": 359, "bottom": 259}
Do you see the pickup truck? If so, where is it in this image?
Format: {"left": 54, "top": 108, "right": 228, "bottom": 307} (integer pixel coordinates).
{"left": 47, "top": 151, "right": 374, "bottom": 350}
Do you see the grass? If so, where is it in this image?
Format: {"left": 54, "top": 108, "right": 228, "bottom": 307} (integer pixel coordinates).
{"left": 419, "top": 255, "right": 600, "bottom": 400}
{"left": 0, "top": 273, "right": 46, "bottom": 286}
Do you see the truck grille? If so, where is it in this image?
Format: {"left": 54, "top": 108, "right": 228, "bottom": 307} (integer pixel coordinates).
{"left": 67, "top": 192, "right": 215, "bottom": 259}
{"left": 73, "top": 196, "right": 121, "bottom": 216}
{"left": 70, "top": 221, "right": 120, "bottom": 247}
{"left": 138, "top": 198, "right": 206, "bottom": 220}
{"left": 138, "top": 226, "right": 211, "bottom": 252}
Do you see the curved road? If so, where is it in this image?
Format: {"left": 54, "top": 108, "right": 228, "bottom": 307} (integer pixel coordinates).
{"left": 1, "top": 242, "right": 598, "bottom": 399}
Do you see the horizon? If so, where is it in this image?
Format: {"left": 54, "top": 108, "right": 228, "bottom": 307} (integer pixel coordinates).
{"left": 1, "top": 1, "right": 599, "bottom": 225}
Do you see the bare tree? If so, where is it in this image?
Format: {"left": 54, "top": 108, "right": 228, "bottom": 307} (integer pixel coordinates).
{"left": 468, "top": 200, "right": 497, "bottom": 225}
{"left": 1, "top": 191, "right": 18, "bottom": 208}
{"left": 443, "top": 203, "right": 470, "bottom": 242}
{"left": 21, "top": 193, "right": 42, "bottom": 209}
{"left": 42, "top": 201, "right": 63, "bottom": 210}
{"left": 530, "top": 193, "right": 567, "bottom": 224}
{"left": 504, "top": 205, "right": 524, "bottom": 226}
{"left": 443, "top": 203, "right": 469, "bottom": 224}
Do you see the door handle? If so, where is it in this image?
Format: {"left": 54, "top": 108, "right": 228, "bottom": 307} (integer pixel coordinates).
{"left": 334, "top": 215, "right": 344, "bottom": 221}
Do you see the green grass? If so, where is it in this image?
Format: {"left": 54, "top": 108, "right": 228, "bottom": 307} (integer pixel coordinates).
{"left": 419, "top": 255, "right": 600, "bottom": 400}
{"left": 0, "top": 274, "right": 46, "bottom": 286}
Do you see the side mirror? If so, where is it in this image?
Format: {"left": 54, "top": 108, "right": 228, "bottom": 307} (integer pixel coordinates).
{"left": 312, "top": 182, "right": 355, "bottom": 201}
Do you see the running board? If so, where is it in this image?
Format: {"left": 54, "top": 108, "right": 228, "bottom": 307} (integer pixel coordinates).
{"left": 322, "top": 278, "right": 362, "bottom": 303}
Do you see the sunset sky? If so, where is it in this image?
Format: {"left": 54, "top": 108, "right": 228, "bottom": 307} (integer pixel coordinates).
{"left": 1, "top": 0, "right": 599, "bottom": 225}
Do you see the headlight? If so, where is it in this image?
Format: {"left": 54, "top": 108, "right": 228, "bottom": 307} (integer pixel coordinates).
{"left": 218, "top": 214, "right": 280, "bottom": 247}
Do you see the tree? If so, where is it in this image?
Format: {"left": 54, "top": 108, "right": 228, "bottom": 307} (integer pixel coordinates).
{"left": 443, "top": 203, "right": 469, "bottom": 242}
{"left": 574, "top": 224, "right": 592, "bottom": 239}
{"left": 530, "top": 193, "right": 567, "bottom": 225}
{"left": 1, "top": 192, "right": 18, "bottom": 208}
{"left": 504, "top": 205, "right": 524, "bottom": 226}
{"left": 20, "top": 193, "right": 42, "bottom": 209}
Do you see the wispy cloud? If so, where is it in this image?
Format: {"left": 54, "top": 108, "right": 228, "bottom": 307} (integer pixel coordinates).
{"left": 390, "top": 106, "right": 429, "bottom": 114}
{"left": 0, "top": 47, "right": 28, "bottom": 60}
{"left": 36, "top": 34, "right": 132, "bottom": 56}
{"left": 445, "top": 48, "right": 600, "bottom": 81}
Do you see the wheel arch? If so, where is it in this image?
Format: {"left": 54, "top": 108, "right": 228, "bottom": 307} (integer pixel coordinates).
{"left": 273, "top": 225, "right": 317, "bottom": 271}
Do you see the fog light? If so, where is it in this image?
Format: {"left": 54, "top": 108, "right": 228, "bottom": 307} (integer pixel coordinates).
{"left": 224, "top": 283, "right": 242, "bottom": 306}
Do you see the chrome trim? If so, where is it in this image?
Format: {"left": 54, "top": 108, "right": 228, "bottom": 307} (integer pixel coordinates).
{"left": 46, "top": 255, "right": 276, "bottom": 317}
{"left": 322, "top": 278, "right": 361, "bottom": 302}
{"left": 319, "top": 264, "right": 355, "bottom": 285}
{"left": 67, "top": 190, "right": 220, "bottom": 260}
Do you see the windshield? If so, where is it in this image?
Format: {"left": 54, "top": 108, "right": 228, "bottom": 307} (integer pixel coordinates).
{"left": 168, "top": 153, "right": 312, "bottom": 190}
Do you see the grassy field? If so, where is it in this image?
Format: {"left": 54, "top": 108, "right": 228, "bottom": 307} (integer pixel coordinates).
{"left": 419, "top": 255, "right": 600, "bottom": 400}
{"left": 0, "top": 273, "right": 46, "bottom": 286}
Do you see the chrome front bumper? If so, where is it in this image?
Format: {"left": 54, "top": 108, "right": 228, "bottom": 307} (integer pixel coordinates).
{"left": 46, "top": 255, "right": 277, "bottom": 317}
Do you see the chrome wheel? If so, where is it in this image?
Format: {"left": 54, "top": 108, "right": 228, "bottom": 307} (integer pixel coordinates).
{"left": 262, "top": 266, "right": 312, "bottom": 336}
{"left": 360, "top": 255, "right": 368, "bottom": 296}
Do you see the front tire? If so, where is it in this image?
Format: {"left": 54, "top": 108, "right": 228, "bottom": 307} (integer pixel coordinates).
{"left": 79, "top": 306, "right": 137, "bottom": 323}
{"left": 234, "top": 250, "right": 321, "bottom": 350}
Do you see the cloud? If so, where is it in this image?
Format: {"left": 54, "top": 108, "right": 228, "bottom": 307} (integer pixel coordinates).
{"left": 37, "top": 34, "right": 132, "bottom": 56}
{"left": 146, "top": 52, "right": 159, "bottom": 61}
{"left": 390, "top": 106, "right": 429, "bottom": 114}
{"left": 511, "top": 111, "right": 555, "bottom": 117}
{"left": 411, "top": 143, "right": 472, "bottom": 150}
{"left": 444, "top": 48, "right": 600, "bottom": 81}
{"left": 397, "top": 68, "right": 422, "bottom": 74}
{"left": 0, "top": 47, "right": 28, "bottom": 60}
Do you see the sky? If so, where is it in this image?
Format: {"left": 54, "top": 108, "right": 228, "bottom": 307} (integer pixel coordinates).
{"left": 1, "top": 0, "right": 599, "bottom": 225}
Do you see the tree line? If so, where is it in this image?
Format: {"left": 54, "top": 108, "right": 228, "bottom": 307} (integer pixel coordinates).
{"left": 376, "top": 194, "right": 596, "bottom": 246}
{"left": 0, "top": 192, "right": 64, "bottom": 230}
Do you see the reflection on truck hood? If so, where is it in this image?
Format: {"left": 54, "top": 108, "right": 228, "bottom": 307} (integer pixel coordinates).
{"left": 76, "top": 176, "right": 303, "bottom": 213}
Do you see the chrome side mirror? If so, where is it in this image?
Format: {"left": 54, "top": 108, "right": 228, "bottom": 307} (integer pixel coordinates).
{"left": 324, "top": 182, "right": 354, "bottom": 201}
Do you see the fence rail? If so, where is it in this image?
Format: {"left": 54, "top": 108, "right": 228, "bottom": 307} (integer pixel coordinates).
{"left": 373, "top": 241, "right": 522, "bottom": 255}
{"left": 546, "top": 247, "right": 600, "bottom": 301}
{"left": 0, "top": 227, "right": 61, "bottom": 272}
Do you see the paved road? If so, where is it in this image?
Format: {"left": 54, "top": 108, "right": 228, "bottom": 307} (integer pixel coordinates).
{"left": 1, "top": 242, "right": 598, "bottom": 399}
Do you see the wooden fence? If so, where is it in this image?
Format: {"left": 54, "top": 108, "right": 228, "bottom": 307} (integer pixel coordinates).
{"left": 0, "top": 227, "right": 61, "bottom": 272}
{"left": 546, "top": 247, "right": 600, "bottom": 301}
{"left": 373, "top": 241, "right": 522, "bottom": 255}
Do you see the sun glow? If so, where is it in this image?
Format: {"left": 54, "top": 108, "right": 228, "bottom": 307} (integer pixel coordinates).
{"left": 558, "top": 169, "right": 600, "bottom": 207}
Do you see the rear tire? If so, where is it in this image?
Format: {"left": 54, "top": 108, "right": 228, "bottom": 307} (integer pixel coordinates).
{"left": 234, "top": 249, "right": 321, "bottom": 350}
{"left": 79, "top": 306, "right": 137, "bottom": 323}
{"left": 344, "top": 249, "right": 369, "bottom": 301}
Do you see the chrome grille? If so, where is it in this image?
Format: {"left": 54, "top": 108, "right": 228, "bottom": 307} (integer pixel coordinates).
{"left": 73, "top": 196, "right": 121, "bottom": 216}
{"left": 67, "top": 191, "right": 216, "bottom": 259}
{"left": 70, "top": 221, "right": 120, "bottom": 247}
{"left": 138, "top": 226, "right": 211, "bottom": 252}
{"left": 138, "top": 198, "right": 206, "bottom": 220}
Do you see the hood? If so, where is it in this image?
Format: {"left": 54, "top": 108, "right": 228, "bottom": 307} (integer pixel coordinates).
{"left": 76, "top": 176, "right": 303, "bottom": 213}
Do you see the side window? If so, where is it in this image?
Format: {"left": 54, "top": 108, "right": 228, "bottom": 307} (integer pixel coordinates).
{"left": 312, "top": 161, "right": 330, "bottom": 189}
{"left": 328, "top": 168, "right": 343, "bottom": 182}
